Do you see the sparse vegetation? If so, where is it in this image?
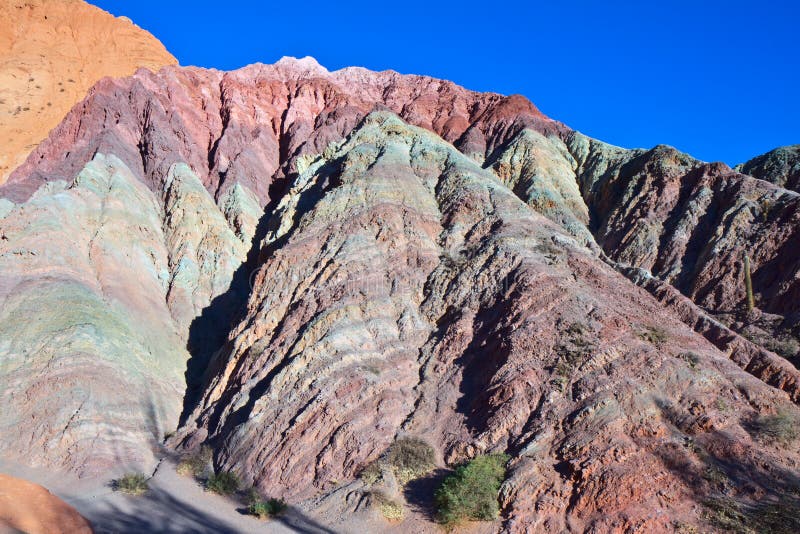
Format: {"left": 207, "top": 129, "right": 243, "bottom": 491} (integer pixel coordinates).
{"left": 206, "top": 470, "right": 240, "bottom": 495}
{"left": 176, "top": 445, "right": 212, "bottom": 478}
{"left": 371, "top": 491, "right": 404, "bottom": 520}
{"left": 745, "top": 410, "right": 800, "bottom": 446}
{"left": 387, "top": 437, "right": 436, "bottom": 484}
{"left": 679, "top": 352, "right": 701, "bottom": 370}
{"left": 744, "top": 254, "right": 755, "bottom": 312}
{"left": 703, "top": 495, "right": 800, "bottom": 534}
{"left": 764, "top": 336, "right": 800, "bottom": 360}
{"left": 246, "top": 488, "right": 287, "bottom": 519}
{"left": 672, "top": 520, "right": 700, "bottom": 533}
{"left": 550, "top": 321, "right": 596, "bottom": 392}
{"left": 568, "top": 322, "right": 595, "bottom": 339}
{"left": 702, "top": 465, "right": 729, "bottom": 490}
{"left": 434, "top": 453, "right": 509, "bottom": 525}
{"left": 703, "top": 497, "right": 749, "bottom": 532}
{"left": 360, "top": 460, "right": 383, "bottom": 485}
{"left": 112, "top": 472, "right": 149, "bottom": 495}
{"left": 639, "top": 326, "right": 669, "bottom": 348}
{"left": 361, "top": 437, "right": 436, "bottom": 486}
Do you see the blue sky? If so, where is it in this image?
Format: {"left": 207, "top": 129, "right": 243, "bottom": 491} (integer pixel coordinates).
{"left": 91, "top": 0, "right": 798, "bottom": 165}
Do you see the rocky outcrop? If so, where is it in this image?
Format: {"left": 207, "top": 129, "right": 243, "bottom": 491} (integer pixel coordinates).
{"left": 176, "top": 112, "right": 800, "bottom": 532}
{"left": 0, "top": 56, "right": 562, "bottom": 475}
{"left": 736, "top": 144, "right": 800, "bottom": 193}
{"left": 0, "top": 152, "right": 249, "bottom": 474}
{"left": 573, "top": 141, "right": 800, "bottom": 319}
{"left": 0, "top": 0, "right": 176, "bottom": 184}
{"left": 2, "top": 56, "right": 799, "bottom": 532}
{"left": 565, "top": 137, "right": 800, "bottom": 365}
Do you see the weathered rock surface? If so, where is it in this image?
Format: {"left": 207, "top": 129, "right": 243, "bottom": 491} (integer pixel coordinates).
{"left": 0, "top": 152, "right": 249, "bottom": 474}
{"left": 567, "top": 138, "right": 800, "bottom": 367}
{"left": 176, "top": 110, "right": 800, "bottom": 532}
{"left": 736, "top": 144, "right": 800, "bottom": 193}
{"left": 1, "top": 55, "right": 799, "bottom": 533}
{"left": 0, "top": 0, "right": 176, "bottom": 184}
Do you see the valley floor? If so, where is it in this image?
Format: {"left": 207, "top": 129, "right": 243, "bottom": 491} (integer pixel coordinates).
{"left": 0, "top": 459, "right": 498, "bottom": 533}
{"left": 0, "top": 460, "right": 319, "bottom": 533}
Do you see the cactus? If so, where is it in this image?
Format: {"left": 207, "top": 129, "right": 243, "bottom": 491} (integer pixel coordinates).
{"left": 744, "top": 254, "right": 754, "bottom": 312}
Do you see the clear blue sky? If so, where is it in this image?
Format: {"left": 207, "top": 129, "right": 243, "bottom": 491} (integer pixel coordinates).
{"left": 91, "top": 0, "right": 798, "bottom": 165}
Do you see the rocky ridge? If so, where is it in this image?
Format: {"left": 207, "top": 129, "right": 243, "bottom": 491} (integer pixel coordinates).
{"left": 736, "top": 144, "right": 800, "bottom": 193}
{"left": 1, "top": 56, "right": 799, "bottom": 532}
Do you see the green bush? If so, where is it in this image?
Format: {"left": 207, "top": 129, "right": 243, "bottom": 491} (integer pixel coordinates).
{"left": 248, "top": 497, "right": 288, "bottom": 519}
{"left": 639, "top": 326, "right": 669, "bottom": 348}
{"left": 387, "top": 437, "right": 436, "bottom": 483}
{"left": 176, "top": 446, "right": 213, "bottom": 478}
{"left": 113, "top": 473, "right": 149, "bottom": 496}
{"left": 434, "top": 453, "right": 509, "bottom": 525}
{"left": 206, "top": 470, "right": 241, "bottom": 495}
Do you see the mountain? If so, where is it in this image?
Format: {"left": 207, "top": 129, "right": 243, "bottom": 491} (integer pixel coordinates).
{"left": 0, "top": 0, "right": 176, "bottom": 184}
{"left": 1, "top": 53, "right": 799, "bottom": 532}
{"left": 736, "top": 144, "right": 800, "bottom": 193}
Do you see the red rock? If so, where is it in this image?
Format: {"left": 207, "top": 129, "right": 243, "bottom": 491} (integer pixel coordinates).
{"left": 1, "top": 56, "right": 799, "bottom": 533}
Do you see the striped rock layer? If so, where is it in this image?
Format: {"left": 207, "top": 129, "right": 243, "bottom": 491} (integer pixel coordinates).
{"left": 1, "top": 57, "right": 799, "bottom": 532}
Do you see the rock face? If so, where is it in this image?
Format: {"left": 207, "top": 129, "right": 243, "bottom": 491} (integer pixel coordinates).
{"left": 736, "top": 144, "right": 800, "bottom": 193}
{"left": 0, "top": 0, "right": 176, "bottom": 183}
{"left": 0, "top": 152, "right": 248, "bottom": 475}
{"left": 571, "top": 140, "right": 800, "bottom": 365}
{"left": 1, "top": 56, "right": 800, "bottom": 532}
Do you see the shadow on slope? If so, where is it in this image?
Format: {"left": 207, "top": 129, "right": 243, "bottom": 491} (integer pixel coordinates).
{"left": 87, "top": 487, "right": 339, "bottom": 534}
{"left": 179, "top": 160, "right": 344, "bottom": 428}
{"left": 85, "top": 487, "right": 241, "bottom": 534}
{"left": 179, "top": 179, "right": 285, "bottom": 426}
{"left": 403, "top": 467, "right": 451, "bottom": 522}
{"left": 653, "top": 401, "right": 800, "bottom": 533}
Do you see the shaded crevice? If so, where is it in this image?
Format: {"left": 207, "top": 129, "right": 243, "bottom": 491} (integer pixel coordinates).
{"left": 181, "top": 155, "right": 345, "bottom": 432}
{"left": 453, "top": 292, "right": 515, "bottom": 434}
{"left": 178, "top": 176, "right": 288, "bottom": 427}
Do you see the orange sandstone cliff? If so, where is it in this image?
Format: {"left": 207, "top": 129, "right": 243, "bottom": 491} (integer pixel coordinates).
{"left": 0, "top": 0, "right": 176, "bottom": 183}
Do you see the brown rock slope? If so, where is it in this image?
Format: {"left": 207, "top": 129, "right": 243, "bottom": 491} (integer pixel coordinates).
{"left": 1, "top": 58, "right": 799, "bottom": 532}
{"left": 0, "top": 0, "right": 176, "bottom": 183}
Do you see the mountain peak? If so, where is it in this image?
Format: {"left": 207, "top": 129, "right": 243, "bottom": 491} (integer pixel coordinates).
{"left": 275, "top": 55, "right": 328, "bottom": 74}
